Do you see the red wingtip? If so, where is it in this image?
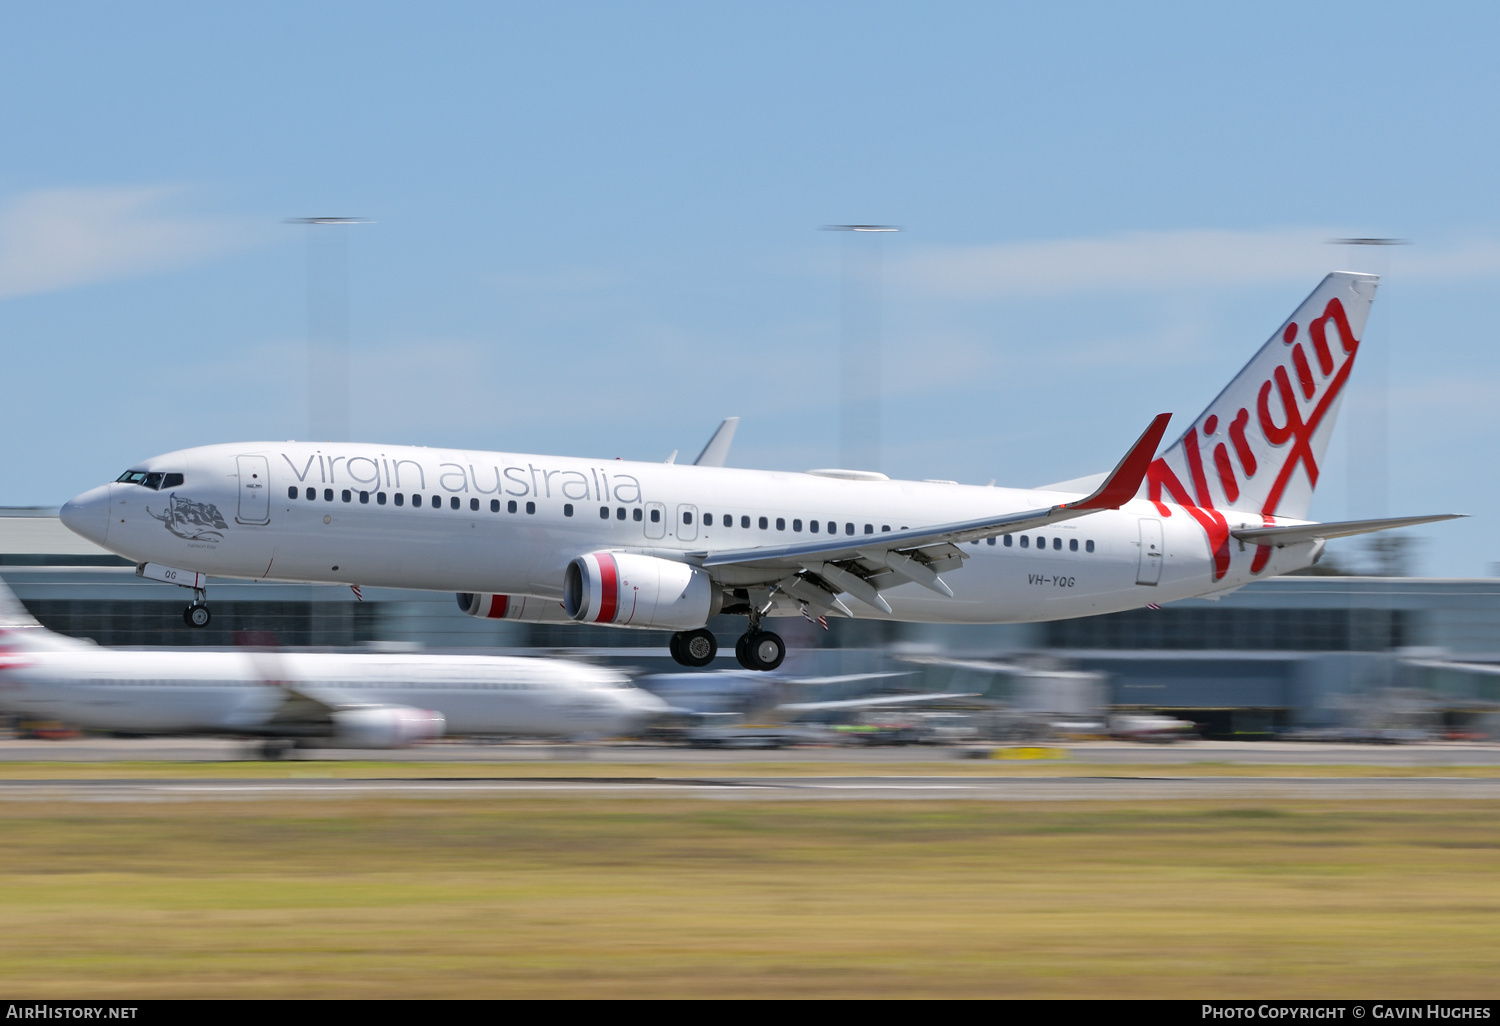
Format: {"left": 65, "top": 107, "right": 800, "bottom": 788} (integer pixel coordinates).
{"left": 1066, "top": 412, "right": 1172, "bottom": 511}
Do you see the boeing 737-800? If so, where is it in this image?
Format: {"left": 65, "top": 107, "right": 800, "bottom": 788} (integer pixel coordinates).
{"left": 59, "top": 273, "right": 1458, "bottom": 671}
{"left": 0, "top": 580, "right": 667, "bottom": 755}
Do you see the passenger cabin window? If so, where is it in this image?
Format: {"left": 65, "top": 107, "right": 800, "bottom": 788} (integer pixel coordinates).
{"left": 412, "top": 493, "right": 422, "bottom": 506}
{"left": 470, "top": 498, "right": 479, "bottom": 511}
{"left": 508, "top": 500, "right": 518, "bottom": 513}
{"left": 305, "top": 488, "right": 316, "bottom": 501}
{"left": 433, "top": 495, "right": 442, "bottom": 509}
{"left": 987, "top": 536, "right": 996, "bottom": 545}
{"left": 683, "top": 512, "right": 693, "bottom": 525}
{"left": 809, "top": 520, "right": 819, "bottom": 533}
{"left": 704, "top": 513, "right": 714, "bottom": 526}
{"left": 1020, "top": 536, "right": 1029, "bottom": 548}
{"left": 1086, "top": 540, "right": 1095, "bottom": 553}
{"left": 450, "top": 496, "right": 460, "bottom": 510}
{"left": 776, "top": 518, "right": 785, "bottom": 531}
{"left": 793, "top": 519, "right": 802, "bottom": 532}
{"left": 342, "top": 490, "right": 352, "bottom": 503}
{"left": 325, "top": 489, "right": 334, "bottom": 501}
{"left": 563, "top": 504, "right": 574, "bottom": 517}
{"left": 600, "top": 506, "right": 610, "bottom": 519}
{"left": 827, "top": 521, "right": 836, "bottom": 535}
{"left": 1004, "top": 534, "right": 1012, "bottom": 546}
{"left": 651, "top": 509, "right": 661, "bottom": 523}
{"left": 360, "top": 491, "right": 370, "bottom": 504}
{"left": 394, "top": 493, "right": 404, "bottom": 506}
{"left": 377, "top": 492, "right": 387, "bottom": 505}
{"left": 491, "top": 499, "right": 500, "bottom": 512}
{"left": 616, "top": 507, "right": 625, "bottom": 520}
{"left": 634, "top": 508, "right": 643, "bottom": 522}
{"left": 759, "top": 517, "right": 768, "bottom": 529}
{"left": 287, "top": 486, "right": 298, "bottom": 499}
{"left": 1053, "top": 537, "right": 1062, "bottom": 550}
{"left": 742, "top": 516, "right": 751, "bottom": 528}
{"left": 526, "top": 501, "right": 536, "bottom": 514}
{"left": 1069, "top": 538, "right": 1078, "bottom": 551}
{"left": 845, "top": 523, "right": 854, "bottom": 536}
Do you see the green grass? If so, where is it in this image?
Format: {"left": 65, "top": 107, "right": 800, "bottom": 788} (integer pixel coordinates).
{"left": 0, "top": 797, "right": 1497, "bottom": 997}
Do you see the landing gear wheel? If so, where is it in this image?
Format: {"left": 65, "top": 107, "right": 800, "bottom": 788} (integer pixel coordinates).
{"left": 670, "top": 628, "right": 718, "bottom": 668}
{"left": 260, "top": 739, "right": 293, "bottom": 761}
{"left": 739, "top": 630, "right": 786, "bottom": 672}
{"left": 183, "top": 604, "right": 211, "bottom": 628}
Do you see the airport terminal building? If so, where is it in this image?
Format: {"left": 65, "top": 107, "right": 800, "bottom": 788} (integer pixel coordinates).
{"left": 4, "top": 507, "right": 1497, "bottom": 736}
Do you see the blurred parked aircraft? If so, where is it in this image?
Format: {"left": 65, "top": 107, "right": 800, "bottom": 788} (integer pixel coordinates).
{"left": 0, "top": 580, "right": 667, "bottom": 757}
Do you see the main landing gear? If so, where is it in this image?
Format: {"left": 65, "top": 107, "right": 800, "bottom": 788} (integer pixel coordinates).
{"left": 669, "top": 628, "right": 717, "bottom": 668}
{"left": 182, "top": 587, "right": 211, "bottom": 629}
{"left": 668, "top": 621, "right": 786, "bottom": 672}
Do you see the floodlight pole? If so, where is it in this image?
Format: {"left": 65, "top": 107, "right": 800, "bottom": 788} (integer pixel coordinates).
{"left": 287, "top": 217, "right": 371, "bottom": 443}
{"left": 822, "top": 225, "right": 900, "bottom": 471}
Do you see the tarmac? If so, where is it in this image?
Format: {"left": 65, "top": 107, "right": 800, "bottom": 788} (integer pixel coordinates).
{"left": 2, "top": 737, "right": 1500, "bottom": 801}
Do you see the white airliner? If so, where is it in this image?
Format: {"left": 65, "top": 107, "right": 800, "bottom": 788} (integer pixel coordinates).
{"left": 0, "top": 580, "right": 668, "bottom": 755}
{"left": 60, "top": 272, "right": 1458, "bottom": 671}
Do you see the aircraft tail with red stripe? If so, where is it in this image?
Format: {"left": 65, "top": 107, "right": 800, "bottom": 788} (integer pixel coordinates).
{"left": 1142, "top": 271, "right": 1378, "bottom": 522}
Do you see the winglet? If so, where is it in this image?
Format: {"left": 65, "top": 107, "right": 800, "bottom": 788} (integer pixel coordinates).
{"left": 693, "top": 417, "right": 740, "bottom": 467}
{"left": 1063, "top": 413, "right": 1172, "bottom": 511}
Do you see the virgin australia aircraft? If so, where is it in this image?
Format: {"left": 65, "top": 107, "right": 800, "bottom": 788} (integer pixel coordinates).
{"left": 60, "top": 272, "right": 1458, "bottom": 672}
{"left": 0, "top": 580, "right": 667, "bottom": 756}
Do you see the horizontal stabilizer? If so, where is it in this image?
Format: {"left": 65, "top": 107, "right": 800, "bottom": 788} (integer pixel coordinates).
{"left": 1230, "top": 513, "right": 1464, "bottom": 547}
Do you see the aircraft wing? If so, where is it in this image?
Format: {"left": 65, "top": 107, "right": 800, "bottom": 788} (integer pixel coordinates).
{"left": 694, "top": 417, "right": 740, "bottom": 467}
{"left": 693, "top": 414, "right": 1171, "bottom": 614}
{"left": 1230, "top": 514, "right": 1464, "bottom": 548}
{"left": 778, "top": 692, "right": 983, "bottom": 713}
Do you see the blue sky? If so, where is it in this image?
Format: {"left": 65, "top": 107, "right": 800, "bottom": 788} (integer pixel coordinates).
{"left": 2, "top": 2, "right": 1498, "bottom": 574}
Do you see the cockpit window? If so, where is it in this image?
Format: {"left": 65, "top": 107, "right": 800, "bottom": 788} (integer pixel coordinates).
{"left": 115, "top": 470, "right": 184, "bottom": 490}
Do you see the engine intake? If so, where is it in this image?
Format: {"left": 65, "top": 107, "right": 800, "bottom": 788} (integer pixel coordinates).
{"left": 563, "top": 551, "right": 715, "bottom": 630}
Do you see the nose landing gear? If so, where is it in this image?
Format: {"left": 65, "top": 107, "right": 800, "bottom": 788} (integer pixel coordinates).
{"left": 183, "top": 586, "right": 211, "bottom": 629}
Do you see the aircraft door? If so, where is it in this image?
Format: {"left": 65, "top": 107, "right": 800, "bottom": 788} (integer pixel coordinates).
{"left": 676, "top": 503, "right": 698, "bottom": 541}
{"left": 236, "top": 455, "right": 271, "bottom": 525}
{"left": 644, "top": 501, "right": 666, "bottom": 540}
{"left": 1136, "top": 518, "right": 1163, "bottom": 585}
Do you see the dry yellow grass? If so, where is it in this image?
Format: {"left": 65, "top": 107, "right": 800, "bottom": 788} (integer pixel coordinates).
{"left": 0, "top": 797, "right": 1496, "bottom": 997}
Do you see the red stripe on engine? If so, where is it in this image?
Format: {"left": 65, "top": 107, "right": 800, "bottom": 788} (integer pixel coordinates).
{"left": 488, "top": 595, "right": 509, "bottom": 619}
{"left": 595, "top": 554, "right": 618, "bottom": 623}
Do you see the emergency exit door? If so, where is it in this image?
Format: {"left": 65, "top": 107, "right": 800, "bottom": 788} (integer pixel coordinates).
{"left": 1136, "top": 518, "right": 1163, "bottom": 585}
{"left": 236, "top": 455, "right": 271, "bottom": 525}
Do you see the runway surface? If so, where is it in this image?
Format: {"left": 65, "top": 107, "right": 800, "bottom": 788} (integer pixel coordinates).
{"left": 2, "top": 775, "right": 1499, "bottom": 802}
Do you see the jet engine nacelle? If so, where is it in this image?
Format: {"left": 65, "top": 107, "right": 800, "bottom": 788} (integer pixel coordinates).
{"left": 564, "top": 551, "right": 716, "bottom": 630}
{"left": 455, "top": 593, "right": 573, "bottom": 622}
{"left": 329, "top": 706, "right": 446, "bottom": 749}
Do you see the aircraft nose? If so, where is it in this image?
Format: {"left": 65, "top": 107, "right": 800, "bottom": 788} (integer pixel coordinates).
{"left": 60, "top": 485, "right": 111, "bottom": 546}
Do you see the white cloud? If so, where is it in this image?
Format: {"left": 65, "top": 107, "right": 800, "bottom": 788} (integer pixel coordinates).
{"left": 898, "top": 229, "right": 1500, "bottom": 298}
{"left": 0, "top": 186, "right": 260, "bottom": 300}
